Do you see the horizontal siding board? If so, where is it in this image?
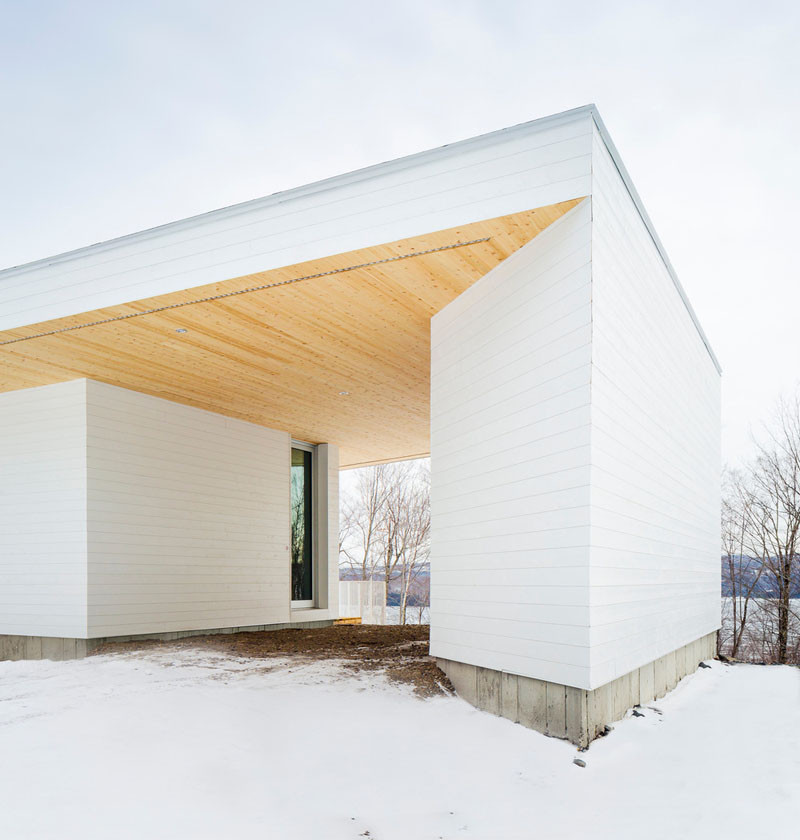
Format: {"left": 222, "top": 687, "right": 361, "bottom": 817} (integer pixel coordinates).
{"left": 431, "top": 548, "right": 589, "bottom": 574}
{"left": 434, "top": 383, "right": 592, "bottom": 455}
{"left": 434, "top": 614, "right": 588, "bottom": 647}
{"left": 431, "top": 331, "right": 594, "bottom": 440}
{"left": 432, "top": 466, "right": 591, "bottom": 514}
{"left": 433, "top": 505, "right": 591, "bottom": 542}
{"left": 430, "top": 524, "right": 591, "bottom": 557}
{"left": 86, "top": 380, "right": 293, "bottom": 637}
{"left": 587, "top": 124, "right": 720, "bottom": 687}
{"left": 434, "top": 598, "right": 589, "bottom": 626}
{"left": 0, "top": 380, "right": 88, "bottom": 636}
{"left": 430, "top": 200, "right": 593, "bottom": 689}
{"left": 432, "top": 274, "right": 592, "bottom": 377}
{"left": 433, "top": 438, "right": 592, "bottom": 497}
{"left": 433, "top": 485, "right": 591, "bottom": 529}
{"left": 434, "top": 566, "right": 591, "bottom": 587}
{"left": 433, "top": 625, "right": 589, "bottom": 665}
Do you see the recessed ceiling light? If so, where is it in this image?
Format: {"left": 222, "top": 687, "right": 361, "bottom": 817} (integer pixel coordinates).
{"left": 338, "top": 391, "right": 350, "bottom": 396}
{"left": 175, "top": 328, "right": 188, "bottom": 333}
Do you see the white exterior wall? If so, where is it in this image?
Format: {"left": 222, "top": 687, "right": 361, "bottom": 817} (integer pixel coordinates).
{"left": 0, "top": 108, "right": 593, "bottom": 331}
{"left": 0, "top": 380, "right": 88, "bottom": 637}
{"left": 430, "top": 127, "right": 720, "bottom": 692}
{"left": 430, "top": 200, "right": 594, "bottom": 689}
{"left": 0, "top": 378, "right": 340, "bottom": 640}
{"left": 86, "top": 381, "right": 292, "bottom": 636}
{"left": 588, "top": 125, "right": 721, "bottom": 687}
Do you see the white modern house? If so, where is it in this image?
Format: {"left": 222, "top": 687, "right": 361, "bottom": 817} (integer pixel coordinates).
{"left": 0, "top": 106, "right": 720, "bottom": 744}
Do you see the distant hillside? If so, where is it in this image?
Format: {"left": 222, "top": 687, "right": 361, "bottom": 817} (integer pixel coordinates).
{"left": 340, "top": 564, "right": 429, "bottom": 582}
{"left": 344, "top": 560, "right": 800, "bottom": 600}
{"left": 721, "top": 556, "right": 800, "bottom": 597}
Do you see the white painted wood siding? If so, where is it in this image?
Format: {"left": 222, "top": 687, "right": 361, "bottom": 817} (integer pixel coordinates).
{"left": 0, "top": 380, "right": 88, "bottom": 637}
{"left": 0, "top": 108, "right": 593, "bottom": 331}
{"left": 588, "top": 124, "right": 721, "bottom": 688}
{"left": 86, "top": 381, "right": 292, "bottom": 637}
{"left": 430, "top": 200, "right": 594, "bottom": 689}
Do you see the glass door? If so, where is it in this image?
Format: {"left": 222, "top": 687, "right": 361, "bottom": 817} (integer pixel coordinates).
{"left": 291, "top": 446, "right": 313, "bottom": 607}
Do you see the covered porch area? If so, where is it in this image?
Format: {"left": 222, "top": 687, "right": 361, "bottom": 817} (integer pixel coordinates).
{"left": 0, "top": 106, "right": 721, "bottom": 746}
{"left": 0, "top": 112, "right": 586, "bottom": 650}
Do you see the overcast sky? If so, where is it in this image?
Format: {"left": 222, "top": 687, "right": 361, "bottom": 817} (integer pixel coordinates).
{"left": 1, "top": 1, "right": 797, "bottom": 465}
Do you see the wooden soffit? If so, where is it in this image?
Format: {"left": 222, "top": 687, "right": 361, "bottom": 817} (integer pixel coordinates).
{"left": 0, "top": 199, "right": 581, "bottom": 467}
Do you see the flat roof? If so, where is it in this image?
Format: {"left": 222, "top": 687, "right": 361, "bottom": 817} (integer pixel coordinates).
{"left": 0, "top": 107, "right": 719, "bottom": 466}
{"left": 0, "top": 105, "right": 719, "bottom": 373}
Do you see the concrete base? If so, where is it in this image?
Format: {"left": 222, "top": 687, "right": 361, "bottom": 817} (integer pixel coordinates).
{"left": 0, "top": 619, "right": 336, "bottom": 662}
{"left": 0, "top": 636, "right": 89, "bottom": 662}
{"left": 438, "top": 631, "right": 717, "bottom": 747}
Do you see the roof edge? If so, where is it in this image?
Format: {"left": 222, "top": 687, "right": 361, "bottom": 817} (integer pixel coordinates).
{"left": 0, "top": 105, "right": 595, "bottom": 279}
{"left": 588, "top": 107, "right": 721, "bottom": 374}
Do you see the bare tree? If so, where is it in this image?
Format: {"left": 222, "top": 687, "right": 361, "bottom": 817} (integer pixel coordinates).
{"left": 720, "top": 467, "right": 763, "bottom": 658}
{"left": 408, "top": 575, "right": 430, "bottom": 624}
{"left": 385, "top": 463, "right": 430, "bottom": 624}
{"left": 723, "top": 393, "right": 800, "bottom": 664}
{"left": 339, "top": 464, "right": 390, "bottom": 581}
{"left": 364, "top": 464, "right": 401, "bottom": 607}
{"left": 339, "top": 459, "right": 431, "bottom": 624}
{"left": 747, "top": 396, "right": 800, "bottom": 663}
{"left": 372, "top": 461, "right": 430, "bottom": 621}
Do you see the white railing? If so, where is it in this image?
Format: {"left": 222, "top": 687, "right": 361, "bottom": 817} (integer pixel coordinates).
{"left": 338, "top": 580, "right": 386, "bottom": 625}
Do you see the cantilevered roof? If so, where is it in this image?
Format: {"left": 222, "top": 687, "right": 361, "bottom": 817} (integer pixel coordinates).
{"left": 0, "top": 201, "right": 580, "bottom": 466}
{"left": 0, "top": 105, "right": 718, "bottom": 467}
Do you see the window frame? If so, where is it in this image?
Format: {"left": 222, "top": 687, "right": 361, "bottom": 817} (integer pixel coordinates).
{"left": 290, "top": 440, "right": 316, "bottom": 609}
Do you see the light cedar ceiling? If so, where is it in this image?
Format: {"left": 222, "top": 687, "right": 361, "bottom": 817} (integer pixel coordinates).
{"left": 0, "top": 200, "right": 581, "bottom": 467}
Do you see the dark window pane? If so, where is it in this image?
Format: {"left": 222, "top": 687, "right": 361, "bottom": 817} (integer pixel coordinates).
{"left": 291, "top": 448, "right": 313, "bottom": 602}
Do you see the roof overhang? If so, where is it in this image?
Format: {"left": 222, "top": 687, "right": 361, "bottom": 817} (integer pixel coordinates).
{"left": 0, "top": 105, "right": 718, "bottom": 467}
{"left": 0, "top": 200, "right": 581, "bottom": 466}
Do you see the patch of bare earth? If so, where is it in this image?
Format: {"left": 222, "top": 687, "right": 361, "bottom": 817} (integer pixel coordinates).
{"left": 90, "top": 625, "right": 453, "bottom": 697}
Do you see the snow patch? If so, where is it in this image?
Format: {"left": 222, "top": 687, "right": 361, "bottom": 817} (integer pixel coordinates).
{"left": 0, "top": 652, "right": 797, "bottom": 839}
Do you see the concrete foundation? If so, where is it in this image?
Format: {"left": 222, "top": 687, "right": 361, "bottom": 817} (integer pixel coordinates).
{"left": 438, "top": 631, "right": 717, "bottom": 747}
{"left": 0, "top": 619, "right": 335, "bottom": 662}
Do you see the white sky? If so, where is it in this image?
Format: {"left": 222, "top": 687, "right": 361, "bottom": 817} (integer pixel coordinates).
{"left": 1, "top": 1, "right": 797, "bottom": 466}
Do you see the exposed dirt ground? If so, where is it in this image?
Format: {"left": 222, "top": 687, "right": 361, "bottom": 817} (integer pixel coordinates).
{"left": 91, "top": 624, "right": 453, "bottom": 697}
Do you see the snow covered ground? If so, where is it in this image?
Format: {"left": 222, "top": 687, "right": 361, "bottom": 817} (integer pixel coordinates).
{"left": 0, "top": 650, "right": 797, "bottom": 839}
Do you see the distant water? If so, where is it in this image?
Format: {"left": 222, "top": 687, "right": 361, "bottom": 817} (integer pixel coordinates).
{"left": 720, "top": 596, "right": 800, "bottom": 662}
